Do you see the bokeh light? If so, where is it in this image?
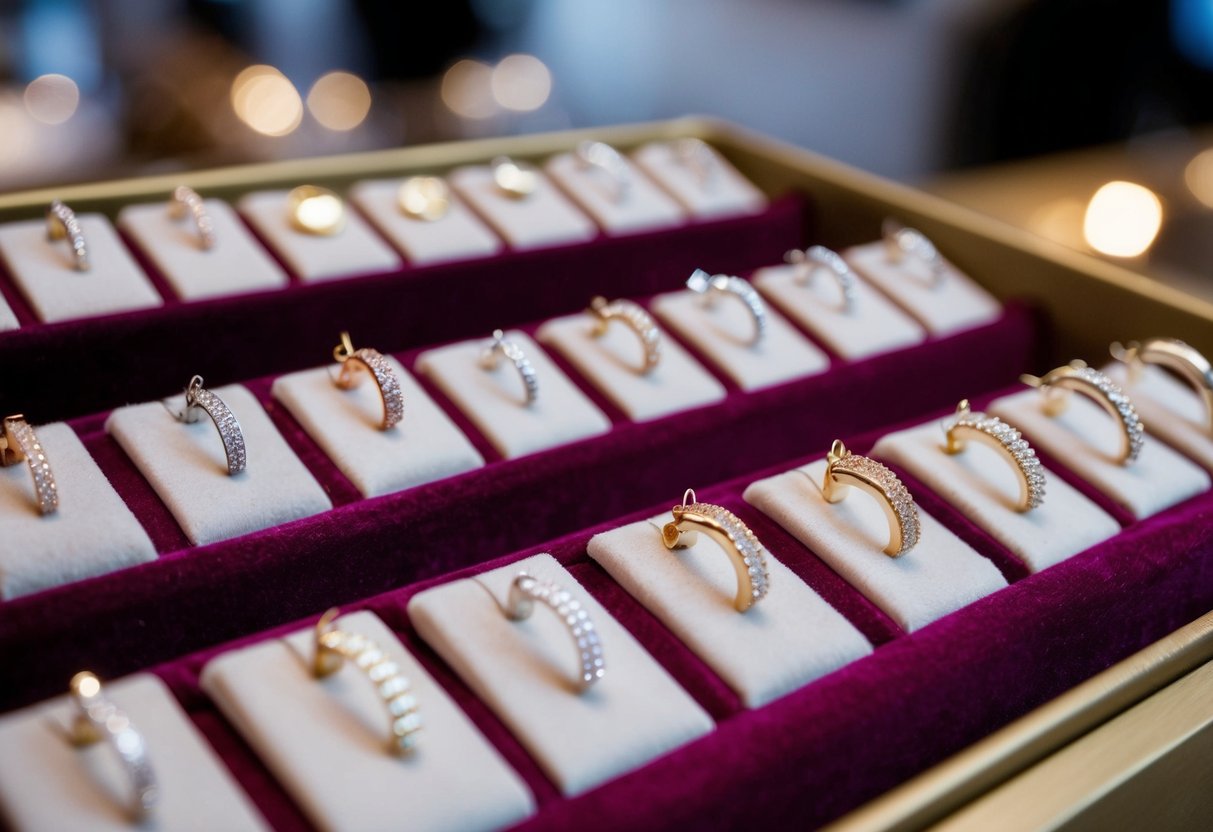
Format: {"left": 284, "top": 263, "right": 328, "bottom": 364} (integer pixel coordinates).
{"left": 230, "top": 65, "right": 303, "bottom": 137}
{"left": 1082, "top": 181, "right": 1163, "bottom": 258}
{"left": 307, "top": 71, "right": 372, "bottom": 131}
{"left": 76, "top": 674, "right": 100, "bottom": 697}
{"left": 290, "top": 187, "right": 345, "bottom": 234}
{"left": 23, "top": 74, "right": 80, "bottom": 124}
{"left": 441, "top": 59, "right": 497, "bottom": 119}
{"left": 1183, "top": 147, "right": 1213, "bottom": 209}
{"left": 490, "top": 54, "right": 551, "bottom": 112}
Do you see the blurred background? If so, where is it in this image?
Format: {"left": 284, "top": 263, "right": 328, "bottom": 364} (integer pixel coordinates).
{"left": 1, "top": 0, "right": 1212, "bottom": 297}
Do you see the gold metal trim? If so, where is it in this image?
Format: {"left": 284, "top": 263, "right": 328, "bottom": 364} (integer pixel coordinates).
{"left": 824, "top": 609, "right": 1213, "bottom": 832}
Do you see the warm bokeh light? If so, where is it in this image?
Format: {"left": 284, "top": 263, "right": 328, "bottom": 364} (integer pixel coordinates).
{"left": 442, "top": 59, "right": 497, "bottom": 119}
{"left": 290, "top": 188, "right": 345, "bottom": 234}
{"left": 1082, "top": 181, "right": 1163, "bottom": 258}
{"left": 23, "top": 74, "right": 80, "bottom": 124}
{"left": 398, "top": 176, "right": 451, "bottom": 221}
{"left": 490, "top": 54, "right": 551, "bottom": 112}
{"left": 306, "top": 71, "right": 372, "bottom": 131}
{"left": 492, "top": 157, "right": 538, "bottom": 197}
{"left": 230, "top": 65, "right": 303, "bottom": 136}
{"left": 1183, "top": 147, "right": 1213, "bottom": 209}
{"left": 76, "top": 674, "right": 101, "bottom": 697}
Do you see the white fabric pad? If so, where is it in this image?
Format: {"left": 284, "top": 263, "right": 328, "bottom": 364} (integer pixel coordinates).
{"left": 414, "top": 330, "right": 610, "bottom": 459}
{"left": 272, "top": 358, "right": 484, "bottom": 498}
{"left": 0, "top": 423, "right": 155, "bottom": 600}
{"left": 349, "top": 178, "right": 503, "bottom": 265}
{"left": 0, "top": 214, "right": 161, "bottom": 322}
{"left": 650, "top": 288, "right": 829, "bottom": 390}
{"left": 118, "top": 198, "right": 289, "bottom": 300}
{"left": 544, "top": 151, "right": 687, "bottom": 235}
{"left": 0, "top": 292, "right": 16, "bottom": 332}
{"left": 587, "top": 516, "right": 872, "bottom": 707}
{"left": 534, "top": 311, "right": 726, "bottom": 422}
{"left": 989, "top": 388, "right": 1210, "bottom": 519}
{"left": 752, "top": 262, "right": 926, "bottom": 360}
{"left": 407, "top": 553, "right": 714, "bottom": 796}
{"left": 872, "top": 420, "right": 1120, "bottom": 572}
{"left": 105, "top": 384, "right": 331, "bottom": 546}
{"left": 448, "top": 164, "right": 599, "bottom": 250}
{"left": 743, "top": 460, "right": 1008, "bottom": 633}
{"left": 631, "top": 141, "right": 768, "bottom": 218}
{"left": 843, "top": 240, "right": 1001, "bottom": 336}
{"left": 238, "top": 190, "right": 401, "bottom": 282}
{"left": 201, "top": 610, "right": 535, "bottom": 832}
{"left": 1104, "top": 362, "right": 1213, "bottom": 474}
{"left": 0, "top": 673, "right": 268, "bottom": 832}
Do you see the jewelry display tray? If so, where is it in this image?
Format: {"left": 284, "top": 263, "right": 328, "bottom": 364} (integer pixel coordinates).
{"left": 1, "top": 118, "right": 1211, "bottom": 831}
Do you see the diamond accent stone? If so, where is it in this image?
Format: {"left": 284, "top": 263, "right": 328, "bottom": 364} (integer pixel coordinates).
{"left": 785, "top": 245, "right": 857, "bottom": 310}
{"left": 883, "top": 218, "right": 946, "bottom": 285}
{"left": 321, "top": 626, "right": 421, "bottom": 755}
{"left": 183, "top": 377, "right": 246, "bottom": 475}
{"left": 2, "top": 416, "right": 58, "bottom": 515}
{"left": 686, "top": 269, "right": 768, "bottom": 343}
{"left": 46, "top": 199, "right": 89, "bottom": 271}
{"left": 69, "top": 672, "right": 157, "bottom": 817}
{"left": 948, "top": 406, "right": 1046, "bottom": 510}
{"left": 338, "top": 347, "right": 404, "bottom": 430}
{"left": 480, "top": 330, "right": 539, "bottom": 406}
{"left": 1048, "top": 364, "right": 1144, "bottom": 463}
{"left": 508, "top": 572, "right": 605, "bottom": 690}
{"left": 668, "top": 498, "right": 771, "bottom": 610}
{"left": 169, "top": 185, "right": 216, "bottom": 250}
{"left": 828, "top": 450, "right": 920, "bottom": 555}
{"left": 588, "top": 296, "right": 662, "bottom": 373}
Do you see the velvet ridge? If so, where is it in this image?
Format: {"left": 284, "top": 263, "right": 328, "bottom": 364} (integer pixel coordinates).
{"left": 140, "top": 406, "right": 1213, "bottom": 831}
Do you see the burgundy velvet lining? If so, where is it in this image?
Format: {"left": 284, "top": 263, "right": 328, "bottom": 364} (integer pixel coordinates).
{"left": 0, "top": 195, "right": 806, "bottom": 423}
{"left": 4, "top": 173, "right": 1207, "bottom": 831}
{"left": 0, "top": 304, "right": 1035, "bottom": 713}
{"left": 130, "top": 411, "right": 1213, "bottom": 832}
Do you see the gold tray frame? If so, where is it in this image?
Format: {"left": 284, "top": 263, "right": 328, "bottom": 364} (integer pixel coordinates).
{"left": 1, "top": 116, "right": 1210, "bottom": 827}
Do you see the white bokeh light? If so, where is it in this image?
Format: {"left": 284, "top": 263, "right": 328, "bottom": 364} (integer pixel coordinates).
{"left": 1082, "top": 181, "right": 1163, "bottom": 258}
{"left": 490, "top": 54, "right": 552, "bottom": 112}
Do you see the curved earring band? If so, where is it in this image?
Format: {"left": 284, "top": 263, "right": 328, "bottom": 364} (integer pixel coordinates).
{"left": 822, "top": 440, "right": 919, "bottom": 557}
{"left": 882, "top": 218, "right": 945, "bottom": 286}
{"left": 178, "top": 375, "right": 247, "bottom": 475}
{"left": 686, "top": 268, "right": 768, "bottom": 344}
{"left": 1112, "top": 338, "right": 1213, "bottom": 435}
{"left": 492, "top": 156, "right": 538, "bottom": 199}
{"left": 313, "top": 608, "right": 422, "bottom": 755}
{"left": 944, "top": 399, "right": 1046, "bottom": 511}
{"left": 575, "top": 140, "right": 631, "bottom": 203}
{"left": 398, "top": 176, "right": 451, "bottom": 221}
{"left": 587, "top": 296, "right": 661, "bottom": 374}
{"left": 1021, "top": 361, "right": 1144, "bottom": 464}
{"left": 46, "top": 200, "right": 89, "bottom": 271}
{"left": 168, "top": 185, "right": 216, "bottom": 250}
{"left": 506, "top": 573, "right": 605, "bottom": 691}
{"left": 68, "top": 672, "right": 158, "bottom": 820}
{"left": 333, "top": 332, "right": 404, "bottom": 430}
{"left": 479, "top": 329, "right": 539, "bottom": 406}
{"left": 662, "top": 489, "right": 770, "bottom": 611}
{"left": 673, "top": 137, "right": 717, "bottom": 187}
{"left": 287, "top": 185, "right": 346, "bottom": 236}
{"left": 1, "top": 415, "right": 58, "bottom": 515}
{"left": 784, "top": 245, "right": 857, "bottom": 312}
